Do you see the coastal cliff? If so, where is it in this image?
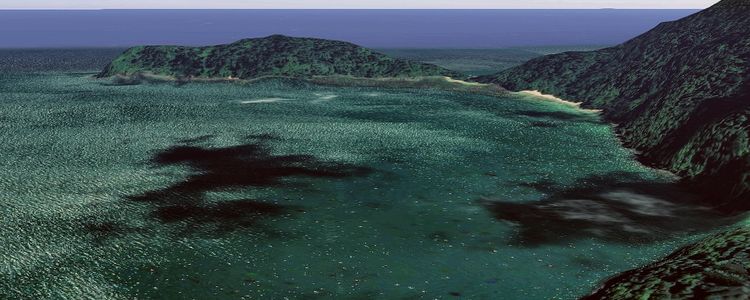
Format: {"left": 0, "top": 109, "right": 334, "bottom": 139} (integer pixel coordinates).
{"left": 98, "top": 35, "right": 463, "bottom": 80}
{"left": 475, "top": 0, "right": 750, "bottom": 211}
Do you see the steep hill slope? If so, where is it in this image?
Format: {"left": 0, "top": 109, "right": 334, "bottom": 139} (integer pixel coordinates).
{"left": 583, "top": 226, "right": 750, "bottom": 299}
{"left": 475, "top": 0, "right": 750, "bottom": 210}
{"left": 99, "top": 35, "right": 463, "bottom": 80}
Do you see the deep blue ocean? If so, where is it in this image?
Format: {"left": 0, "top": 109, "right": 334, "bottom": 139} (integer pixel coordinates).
{"left": 0, "top": 9, "right": 697, "bottom": 48}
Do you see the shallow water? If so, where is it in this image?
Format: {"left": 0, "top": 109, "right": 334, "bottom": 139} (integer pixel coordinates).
{"left": 0, "top": 72, "right": 724, "bottom": 299}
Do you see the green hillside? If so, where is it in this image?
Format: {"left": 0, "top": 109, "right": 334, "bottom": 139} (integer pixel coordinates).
{"left": 475, "top": 0, "right": 750, "bottom": 210}
{"left": 583, "top": 226, "right": 750, "bottom": 299}
{"left": 98, "top": 35, "right": 463, "bottom": 80}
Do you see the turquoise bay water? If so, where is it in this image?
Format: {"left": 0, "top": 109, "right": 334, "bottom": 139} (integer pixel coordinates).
{"left": 0, "top": 72, "right": 718, "bottom": 299}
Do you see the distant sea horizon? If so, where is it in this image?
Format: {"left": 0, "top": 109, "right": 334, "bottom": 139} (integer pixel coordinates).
{"left": 0, "top": 9, "right": 698, "bottom": 48}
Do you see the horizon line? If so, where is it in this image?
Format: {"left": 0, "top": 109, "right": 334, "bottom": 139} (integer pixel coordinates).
{"left": 0, "top": 8, "right": 707, "bottom": 10}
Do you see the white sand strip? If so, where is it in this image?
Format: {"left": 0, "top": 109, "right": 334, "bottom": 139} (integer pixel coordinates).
{"left": 517, "top": 90, "right": 602, "bottom": 113}
{"left": 443, "top": 76, "right": 487, "bottom": 86}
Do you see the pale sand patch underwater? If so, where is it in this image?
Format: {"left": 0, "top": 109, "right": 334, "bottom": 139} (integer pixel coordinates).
{"left": 239, "top": 98, "right": 290, "bottom": 104}
{"left": 314, "top": 93, "right": 339, "bottom": 101}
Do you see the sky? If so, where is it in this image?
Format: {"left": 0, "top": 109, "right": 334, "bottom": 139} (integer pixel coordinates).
{"left": 0, "top": 0, "right": 719, "bottom": 9}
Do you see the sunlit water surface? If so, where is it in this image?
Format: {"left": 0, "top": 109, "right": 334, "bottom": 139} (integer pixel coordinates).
{"left": 0, "top": 72, "right": 718, "bottom": 299}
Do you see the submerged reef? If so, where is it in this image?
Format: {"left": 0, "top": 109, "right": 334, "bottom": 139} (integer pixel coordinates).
{"left": 128, "top": 135, "right": 371, "bottom": 236}
{"left": 481, "top": 172, "right": 735, "bottom": 247}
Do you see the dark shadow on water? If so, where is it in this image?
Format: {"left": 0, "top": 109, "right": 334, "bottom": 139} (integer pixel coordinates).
{"left": 516, "top": 110, "right": 602, "bottom": 124}
{"left": 127, "top": 135, "right": 372, "bottom": 235}
{"left": 100, "top": 73, "right": 191, "bottom": 86}
{"left": 529, "top": 121, "right": 561, "bottom": 128}
{"left": 480, "top": 172, "right": 739, "bottom": 247}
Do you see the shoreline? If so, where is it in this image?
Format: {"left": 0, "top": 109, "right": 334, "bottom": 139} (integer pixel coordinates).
{"left": 98, "top": 73, "right": 511, "bottom": 97}
{"left": 517, "top": 89, "right": 680, "bottom": 180}
{"left": 517, "top": 90, "right": 602, "bottom": 113}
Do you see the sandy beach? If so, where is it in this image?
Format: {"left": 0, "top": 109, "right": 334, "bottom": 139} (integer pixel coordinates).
{"left": 518, "top": 90, "right": 602, "bottom": 113}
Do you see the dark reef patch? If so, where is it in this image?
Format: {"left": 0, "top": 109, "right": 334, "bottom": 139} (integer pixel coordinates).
{"left": 480, "top": 172, "right": 738, "bottom": 247}
{"left": 176, "top": 134, "right": 214, "bottom": 145}
{"left": 128, "top": 135, "right": 372, "bottom": 235}
{"left": 82, "top": 220, "right": 145, "bottom": 244}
